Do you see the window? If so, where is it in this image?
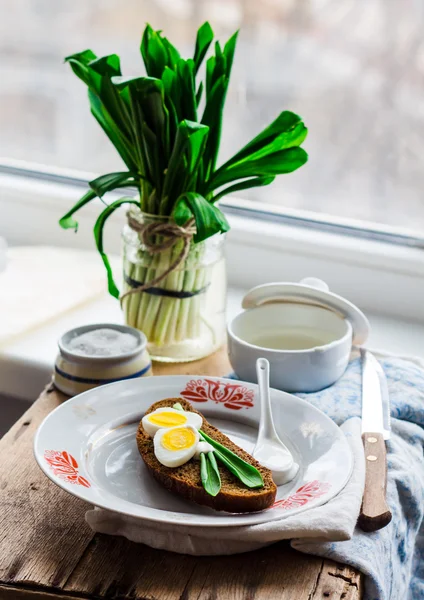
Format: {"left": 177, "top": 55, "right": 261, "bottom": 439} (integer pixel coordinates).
{"left": 1, "top": 0, "right": 424, "bottom": 235}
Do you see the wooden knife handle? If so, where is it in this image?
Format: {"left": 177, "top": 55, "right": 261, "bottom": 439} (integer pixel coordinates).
{"left": 358, "top": 432, "right": 392, "bottom": 532}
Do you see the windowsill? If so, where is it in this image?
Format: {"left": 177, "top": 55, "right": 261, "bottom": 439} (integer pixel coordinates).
{"left": 2, "top": 169, "right": 424, "bottom": 322}
{"left": 2, "top": 286, "right": 424, "bottom": 403}
{"left": 2, "top": 171, "right": 424, "bottom": 402}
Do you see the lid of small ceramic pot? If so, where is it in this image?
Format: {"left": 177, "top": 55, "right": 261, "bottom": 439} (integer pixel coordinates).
{"left": 242, "top": 277, "right": 370, "bottom": 346}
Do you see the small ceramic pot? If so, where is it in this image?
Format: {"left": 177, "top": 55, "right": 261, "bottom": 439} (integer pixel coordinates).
{"left": 54, "top": 323, "right": 152, "bottom": 397}
{"left": 228, "top": 278, "right": 369, "bottom": 393}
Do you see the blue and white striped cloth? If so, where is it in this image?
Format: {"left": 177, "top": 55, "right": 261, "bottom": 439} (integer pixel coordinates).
{"left": 291, "top": 356, "right": 424, "bottom": 600}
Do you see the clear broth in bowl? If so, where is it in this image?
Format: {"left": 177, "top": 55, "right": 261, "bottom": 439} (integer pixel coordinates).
{"left": 248, "top": 327, "right": 337, "bottom": 350}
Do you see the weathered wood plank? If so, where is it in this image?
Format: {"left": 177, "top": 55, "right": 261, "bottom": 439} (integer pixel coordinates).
{"left": 0, "top": 585, "right": 89, "bottom": 599}
{"left": 183, "top": 542, "right": 325, "bottom": 600}
{"left": 0, "top": 389, "right": 95, "bottom": 590}
{"left": 0, "top": 345, "right": 362, "bottom": 599}
{"left": 313, "top": 562, "right": 363, "bottom": 599}
{"left": 180, "top": 545, "right": 362, "bottom": 600}
{"left": 63, "top": 536, "right": 200, "bottom": 599}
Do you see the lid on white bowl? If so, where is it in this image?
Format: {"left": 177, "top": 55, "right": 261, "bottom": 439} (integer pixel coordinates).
{"left": 242, "top": 277, "right": 370, "bottom": 346}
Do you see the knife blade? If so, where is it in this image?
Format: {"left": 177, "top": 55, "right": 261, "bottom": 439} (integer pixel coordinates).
{"left": 361, "top": 350, "right": 391, "bottom": 440}
{"left": 358, "top": 349, "right": 392, "bottom": 532}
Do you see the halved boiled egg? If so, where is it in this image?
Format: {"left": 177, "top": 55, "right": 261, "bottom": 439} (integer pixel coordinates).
{"left": 142, "top": 407, "right": 202, "bottom": 437}
{"left": 154, "top": 425, "right": 200, "bottom": 467}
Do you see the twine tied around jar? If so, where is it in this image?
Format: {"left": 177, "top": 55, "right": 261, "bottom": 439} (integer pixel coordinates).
{"left": 120, "top": 212, "right": 197, "bottom": 306}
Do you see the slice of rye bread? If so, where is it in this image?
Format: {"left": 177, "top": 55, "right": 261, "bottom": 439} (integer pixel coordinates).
{"left": 136, "top": 398, "right": 277, "bottom": 513}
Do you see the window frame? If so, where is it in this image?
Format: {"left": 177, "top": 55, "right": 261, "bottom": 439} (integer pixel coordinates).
{"left": 1, "top": 160, "right": 424, "bottom": 322}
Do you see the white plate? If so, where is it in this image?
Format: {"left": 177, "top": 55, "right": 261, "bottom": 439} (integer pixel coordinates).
{"left": 34, "top": 376, "right": 353, "bottom": 528}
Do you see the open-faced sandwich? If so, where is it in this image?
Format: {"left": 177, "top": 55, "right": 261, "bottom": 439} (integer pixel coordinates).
{"left": 136, "top": 398, "right": 277, "bottom": 513}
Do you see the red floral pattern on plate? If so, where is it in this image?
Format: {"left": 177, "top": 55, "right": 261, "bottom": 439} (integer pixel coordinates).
{"left": 180, "top": 379, "right": 254, "bottom": 410}
{"left": 273, "top": 480, "right": 331, "bottom": 510}
{"left": 44, "top": 450, "right": 91, "bottom": 488}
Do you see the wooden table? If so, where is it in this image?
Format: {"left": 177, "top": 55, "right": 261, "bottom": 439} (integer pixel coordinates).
{"left": 0, "top": 348, "right": 363, "bottom": 599}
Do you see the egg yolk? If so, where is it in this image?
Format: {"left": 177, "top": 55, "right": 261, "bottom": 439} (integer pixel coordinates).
{"left": 161, "top": 427, "right": 196, "bottom": 451}
{"left": 148, "top": 411, "right": 187, "bottom": 428}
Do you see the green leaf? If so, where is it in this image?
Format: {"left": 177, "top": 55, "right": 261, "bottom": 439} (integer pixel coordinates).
{"left": 140, "top": 25, "right": 168, "bottom": 78}
{"left": 59, "top": 170, "right": 138, "bottom": 233}
{"left": 210, "top": 147, "right": 308, "bottom": 190}
{"left": 89, "top": 171, "right": 138, "bottom": 197}
{"left": 211, "top": 175, "right": 275, "bottom": 203}
{"left": 69, "top": 53, "right": 131, "bottom": 136}
{"left": 162, "top": 66, "right": 182, "bottom": 128}
{"left": 88, "top": 90, "right": 139, "bottom": 173}
{"left": 93, "top": 198, "right": 139, "bottom": 298}
{"left": 140, "top": 26, "right": 180, "bottom": 77}
{"left": 65, "top": 50, "right": 98, "bottom": 86}
{"left": 205, "top": 49, "right": 226, "bottom": 99}
{"left": 204, "top": 32, "right": 236, "bottom": 94}
{"left": 176, "top": 59, "right": 197, "bottom": 122}
{"left": 200, "top": 30, "right": 239, "bottom": 178}
{"left": 193, "top": 22, "right": 214, "bottom": 73}
{"left": 200, "top": 452, "right": 221, "bottom": 497}
{"left": 59, "top": 171, "right": 140, "bottom": 234}
{"left": 59, "top": 188, "right": 97, "bottom": 231}
{"left": 223, "top": 31, "right": 239, "bottom": 77}
{"left": 201, "top": 75, "right": 228, "bottom": 178}
{"left": 214, "top": 41, "right": 227, "bottom": 80}
{"left": 172, "top": 402, "right": 184, "bottom": 411}
{"left": 66, "top": 51, "right": 139, "bottom": 172}
{"left": 205, "top": 55, "right": 216, "bottom": 97}
{"left": 195, "top": 81, "right": 203, "bottom": 106}
{"left": 88, "top": 54, "right": 133, "bottom": 134}
{"left": 65, "top": 49, "right": 97, "bottom": 65}
{"left": 219, "top": 111, "right": 307, "bottom": 170}
{"left": 140, "top": 24, "right": 152, "bottom": 68}
{"left": 162, "top": 36, "right": 181, "bottom": 68}
{"left": 89, "top": 54, "right": 121, "bottom": 78}
{"left": 161, "top": 66, "right": 179, "bottom": 101}
{"left": 113, "top": 77, "right": 166, "bottom": 135}
{"left": 199, "top": 431, "right": 264, "bottom": 489}
{"left": 161, "top": 120, "right": 209, "bottom": 211}
{"left": 184, "top": 121, "right": 209, "bottom": 173}
{"left": 113, "top": 76, "right": 169, "bottom": 195}
{"left": 173, "top": 192, "right": 229, "bottom": 243}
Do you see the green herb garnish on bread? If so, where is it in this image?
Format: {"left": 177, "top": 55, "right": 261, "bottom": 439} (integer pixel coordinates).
{"left": 136, "top": 398, "right": 277, "bottom": 513}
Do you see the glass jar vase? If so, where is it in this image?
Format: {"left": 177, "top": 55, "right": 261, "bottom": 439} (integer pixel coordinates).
{"left": 121, "top": 212, "right": 227, "bottom": 362}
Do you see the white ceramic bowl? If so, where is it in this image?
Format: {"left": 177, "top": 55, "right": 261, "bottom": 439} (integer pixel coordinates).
{"left": 227, "top": 303, "right": 353, "bottom": 392}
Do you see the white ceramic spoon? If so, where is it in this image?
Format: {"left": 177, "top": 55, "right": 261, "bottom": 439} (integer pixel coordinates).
{"left": 253, "top": 357, "right": 299, "bottom": 485}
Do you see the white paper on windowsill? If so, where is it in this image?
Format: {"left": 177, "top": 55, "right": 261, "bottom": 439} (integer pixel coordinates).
{"left": 0, "top": 246, "right": 110, "bottom": 346}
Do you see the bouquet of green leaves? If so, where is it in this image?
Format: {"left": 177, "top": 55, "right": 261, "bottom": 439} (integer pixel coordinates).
{"left": 60, "top": 22, "right": 308, "bottom": 354}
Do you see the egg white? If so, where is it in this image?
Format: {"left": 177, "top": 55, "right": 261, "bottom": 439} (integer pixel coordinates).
{"left": 154, "top": 425, "right": 200, "bottom": 468}
{"left": 142, "top": 407, "right": 202, "bottom": 437}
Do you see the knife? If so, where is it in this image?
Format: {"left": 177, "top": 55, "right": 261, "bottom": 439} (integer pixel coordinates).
{"left": 358, "top": 349, "right": 392, "bottom": 532}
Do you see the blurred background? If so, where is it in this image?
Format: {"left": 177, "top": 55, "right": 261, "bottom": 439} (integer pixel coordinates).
{"left": 1, "top": 0, "right": 424, "bottom": 231}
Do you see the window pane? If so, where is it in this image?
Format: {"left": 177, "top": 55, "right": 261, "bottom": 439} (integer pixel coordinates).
{"left": 1, "top": 0, "right": 423, "bottom": 232}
